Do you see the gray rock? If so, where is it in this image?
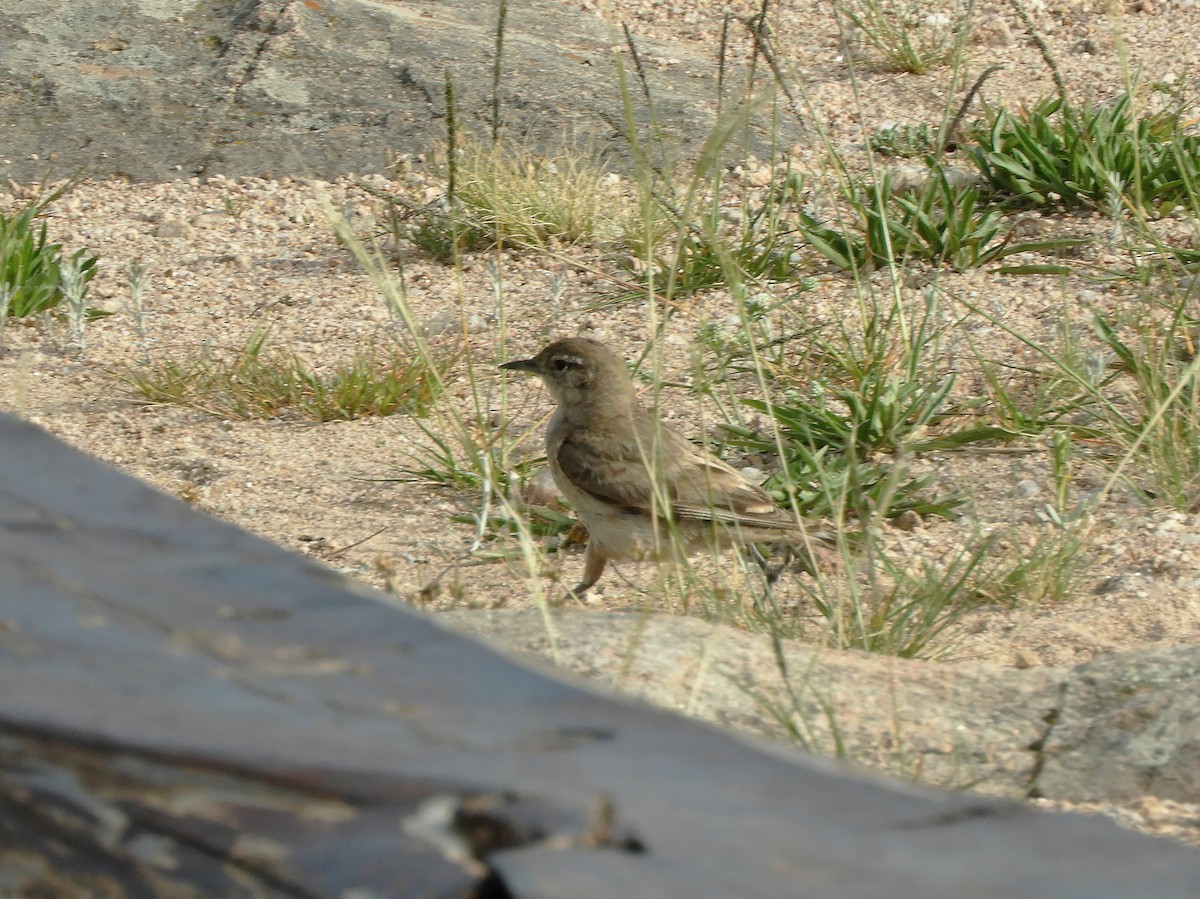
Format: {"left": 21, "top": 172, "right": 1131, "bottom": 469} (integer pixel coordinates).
{"left": 5, "top": 409, "right": 1199, "bottom": 899}
{"left": 1015, "top": 478, "right": 1041, "bottom": 499}
{"left": 0, "top": 0, "right": 781, "bottom": 182}
{"left": 448, "top": 610, "right": 1200, "bottom": 807}
{"left": 446, "top": 608, "right": 1064, "bottom": 797}
{"left": 889, "top": 509, "right": 922, "bottom": 531}
{"left": 1035, "top": 647, "right": 1200, "bottom": 803}
{"left": 975, "top": 14, "right": 1014, "bottom": 47}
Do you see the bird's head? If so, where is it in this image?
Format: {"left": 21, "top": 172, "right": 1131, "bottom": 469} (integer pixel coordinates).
{"left": 501, "top": 337, "right": 634, "bottom": 410}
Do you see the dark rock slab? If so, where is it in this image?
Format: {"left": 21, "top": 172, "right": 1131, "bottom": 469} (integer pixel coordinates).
{"left": 0, "top": 0, "right": 753, "bottom": 183}
{"left": 1, "top": 409, "right": 1199, "bottom": 898}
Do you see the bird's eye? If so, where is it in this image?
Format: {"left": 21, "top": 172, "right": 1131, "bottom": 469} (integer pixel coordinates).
{"left": 553, "top": 358, "right": 572, "bottom": 371}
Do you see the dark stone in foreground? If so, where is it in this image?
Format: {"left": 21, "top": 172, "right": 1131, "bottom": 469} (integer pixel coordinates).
{"left": 1, "top": 409, "right": 1198, "bottom": 898}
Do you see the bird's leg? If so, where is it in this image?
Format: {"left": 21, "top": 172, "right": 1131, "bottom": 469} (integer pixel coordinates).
{"left": 573, "top": 543, "right": 609, "bottom": 596}
{"left": 749, "top": 543, "right": 788, "bottom": 587}
{"left": 748, "top": 543, "right": 793, "bottom": 610}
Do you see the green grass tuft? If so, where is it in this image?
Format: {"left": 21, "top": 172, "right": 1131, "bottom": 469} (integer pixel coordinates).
{"left": 123, "top": 328, "right": 453, "bottom": 421}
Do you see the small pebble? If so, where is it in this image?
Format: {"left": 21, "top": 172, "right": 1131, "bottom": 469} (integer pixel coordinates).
{"left": 190, "top": 211, "right": 229, "bottom": 228}
{"left": 155, "top": 218, "right": 194, "bottom": 239}
{"left": 1013, "top": 650, "right": 1039, "bottom": 669}
{"left": 425, "top": 309, "right": 489, "bottom": 337}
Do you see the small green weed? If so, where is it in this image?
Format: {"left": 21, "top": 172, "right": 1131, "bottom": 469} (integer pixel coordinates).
{"left": 716, "top": 287, "right": 977, "bottom": 523}
{"left": 966, "top": 314, "right": 1114, "bottom": 439}
{"left": 626, "top": 170, "right": 806, "bottom": 301}
{"left": 1092, "top": 311, "right": 1200, "bottom": 509}
{"left": 837, "top": 0, "right": 970, "bottom": 74}
{"left": 1, "top": 190, "right": 99, "bottom": 319}
{"left": 979, "top": 525, "right": 1089, "bottom": 607}
{"left": 393, "top": 417, "right": 535, "bottom": 493}
{"left": 837, "top": 539, "right": 996, "bottom": 658}
{"left": 124, "top": 328, "right": 451, "bottom": 421}
{"left": 725, "top": 384, "right": 965, "bottom": 522}
{"left": 384, "top": 139, "right": 630, "bottom": 262}
{"left": 976, "top": 363, "right": 1107, "bottom": 440}
{"left": 749, "top": 371, "right": 955, "bottom": 456}
{"left": 692, "top": 287, "right": 819, "bottom": 389}
{"left": 394, "top": 414, "right": 577, "bottom": 555}
{"left": 456, "top": 138, "right": 625, "bottom": 246}
{"left": 402, "top": 201, "right": 491, "bottom": 263}
{"left": 805, "top": 519, "right": 1085, "bottom": 659}
{"left": 123, "top": 258, "right": 153, "bottom": 354}
{"left": 0, "top": 284, "right": 11, "bottom": 347}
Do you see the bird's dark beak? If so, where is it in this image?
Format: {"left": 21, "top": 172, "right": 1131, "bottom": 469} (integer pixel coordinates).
{"left": 500, "top": 358, "right": 538, "bottom": 373}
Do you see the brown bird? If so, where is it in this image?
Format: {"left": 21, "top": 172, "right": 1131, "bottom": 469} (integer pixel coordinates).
{"left": 501, "top": 337, "right": 826, "bottom": 594}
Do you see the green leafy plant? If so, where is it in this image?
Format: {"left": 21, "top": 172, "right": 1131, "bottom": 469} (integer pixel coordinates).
{"left": 967, "top": 92, "right": 1200, "bottom": 213}
{"left": 724, "top": 376, "right": 964, "bottom": 522}
{"left": 747, "top": 371, "right": 955, "bottom": 456}
{"left": 966, "top": 322, "right": 1112, "bottom": 440}
{"left": 1, "top": 192, "right": 99, "bottom": 319}
{"left": 59, "top": 253, "right": 93, "bottom": 350}
{"left": 798, "top": 168, "right": 1088, "bottom": 272}
{"left": 779, "top": 438, "right": 961, "bottom": 521}
{"left": 713, "top": 284, "right": 975, "bottom": 524}
{"left": 870, "top": 122, "right": 940, "bottom": 158}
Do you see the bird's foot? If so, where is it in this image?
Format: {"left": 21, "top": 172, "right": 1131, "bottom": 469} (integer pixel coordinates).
{"left": 749, "top": 544, "right": 788, "bottom": 587}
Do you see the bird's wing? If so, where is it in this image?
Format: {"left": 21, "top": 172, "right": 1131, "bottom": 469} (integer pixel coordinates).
{"left": 664, "top": 440, "right": 799, "bottom": 530}
{"left": 555, "top": 429, "right": 665, "bottom": 512}
{"left": 556, "top": 413, "right": 799, "bottom": 532}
